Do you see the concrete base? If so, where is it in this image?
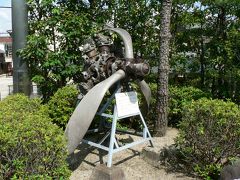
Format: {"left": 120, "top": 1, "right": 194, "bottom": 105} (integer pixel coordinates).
{"left": 220, "top": 160, "right": 240, "bottom": 180}
{"left": 141, "top": 147, "right": 161, "bottom": 168}
{"left": 89, "top": 164, "right": 126, "bottom": 180}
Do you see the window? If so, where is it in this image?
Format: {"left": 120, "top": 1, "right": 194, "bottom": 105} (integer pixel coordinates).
{"left": 4, "top": 43, "right": 12, "bottom": 57}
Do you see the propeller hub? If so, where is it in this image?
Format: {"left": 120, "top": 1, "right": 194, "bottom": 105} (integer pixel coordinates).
{"left": 125, "top": 61, "right": 150, "bottom": 78}
{"left": 133, "top": 62, "right": 150, "bottom": 76}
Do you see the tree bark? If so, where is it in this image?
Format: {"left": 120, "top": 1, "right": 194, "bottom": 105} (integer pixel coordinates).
{"left": 155, "top": 0, "right": 173, "bottom": 136}
{"left": 200, "top": 37, "right": 205, "bottom": 85}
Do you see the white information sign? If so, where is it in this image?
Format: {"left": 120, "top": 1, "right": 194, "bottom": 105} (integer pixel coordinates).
{"left": 115, "top": 91, "right": 140, "bottom": 118}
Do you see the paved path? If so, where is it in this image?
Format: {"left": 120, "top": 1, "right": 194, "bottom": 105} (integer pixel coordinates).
{"left": 0, "top": 74, "right": 13, "bottom": 100}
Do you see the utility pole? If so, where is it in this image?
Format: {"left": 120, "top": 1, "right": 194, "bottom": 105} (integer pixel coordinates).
{"left": 11, "top": 0, "right": 31, "bottom": 95}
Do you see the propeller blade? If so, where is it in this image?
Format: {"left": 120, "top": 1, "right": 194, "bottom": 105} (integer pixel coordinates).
{"left": 137, "top": 80, "right": 151, "bottom": 114}
{"left": 65, "top": 70, "right": 126, "bottom": 154}
{"left": 105, "top": 26, "right": 134, "bottom": 59}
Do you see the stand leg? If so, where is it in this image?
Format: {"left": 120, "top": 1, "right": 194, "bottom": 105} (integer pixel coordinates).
{"left": 98, "top": 131, "right": 111, "bottom": 145}
{"left": 107, "top": 106, "right": 118, "bottom": 167}
{"left": 143, "top": 128, "right": 147, "bottom": 139}
{"left": 139, "top": 111, "right": 154, "bottom": 147}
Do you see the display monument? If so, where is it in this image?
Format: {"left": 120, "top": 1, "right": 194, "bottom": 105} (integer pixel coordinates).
{"left": 65, "top": 26, "right": 153, "bottom": 167}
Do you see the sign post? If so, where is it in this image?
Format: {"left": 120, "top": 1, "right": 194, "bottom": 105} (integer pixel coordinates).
{"left": 115, "top": 91, "right": 139, "bottom": 118}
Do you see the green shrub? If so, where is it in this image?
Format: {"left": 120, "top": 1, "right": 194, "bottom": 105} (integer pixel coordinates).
{"left": 136, "top": 84, "right": 209, "bottom": 127}
{"left": 169, "top": 86, "right": 210, "bottom": 125}
{"left": 0, "top": 94, "right": 71, "bottom": 179}
{"left": 47, "top": 85, "right": 79, "bottom": 129}
{"left": 176, "top": 98, "right": 240, "bottom": 179}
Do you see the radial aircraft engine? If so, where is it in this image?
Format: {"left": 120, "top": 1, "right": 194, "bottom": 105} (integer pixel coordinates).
{"left": 65, "top": 27, "right": 151, "bottom": 154}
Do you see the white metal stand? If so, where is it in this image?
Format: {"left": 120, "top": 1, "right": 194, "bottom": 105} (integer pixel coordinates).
{"left": 82, "top": 87, "right": 153, "bottom": 167}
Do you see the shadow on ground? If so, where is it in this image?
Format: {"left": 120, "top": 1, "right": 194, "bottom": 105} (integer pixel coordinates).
{"left": 67, "top": 132, "right": 140, "bottom": 171}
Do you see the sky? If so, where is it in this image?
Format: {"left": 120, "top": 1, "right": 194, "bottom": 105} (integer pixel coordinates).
{"left": 0, "top": 0, "right": 11, "bottom": 35}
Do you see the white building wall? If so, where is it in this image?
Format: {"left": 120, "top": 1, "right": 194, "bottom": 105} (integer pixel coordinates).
{"left": 0, "top": 44, "right": 4, "bottom": 51}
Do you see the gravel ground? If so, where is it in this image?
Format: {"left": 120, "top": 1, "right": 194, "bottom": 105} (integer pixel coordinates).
{"left": 69, "top": 128, "right": 197, "bottom": 180}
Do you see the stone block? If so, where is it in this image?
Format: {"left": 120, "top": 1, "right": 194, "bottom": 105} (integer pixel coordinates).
{"left": 141, "top": 146, "right": 161, "bottom": 168}
{"left": 89, "top": 164, "right": 126, "bottom": 180}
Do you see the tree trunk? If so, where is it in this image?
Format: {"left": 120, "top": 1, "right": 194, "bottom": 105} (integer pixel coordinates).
{"left": 200, "top": 37, "right": 205, "bottom": 85}
{"left": 155, "top": 0, "right": 173, "bottom": 136}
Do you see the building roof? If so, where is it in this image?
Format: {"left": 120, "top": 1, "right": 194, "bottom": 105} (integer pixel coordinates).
{"left": 0, "top": 37, "right": 12, "bottom": 43}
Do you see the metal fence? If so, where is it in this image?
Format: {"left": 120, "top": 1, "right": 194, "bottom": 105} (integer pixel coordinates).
{"left": 0, "top": 85, "right": 40, "bottom": 101}
{"left": 8, "top": 84, "right": 40, "bottom": 95}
